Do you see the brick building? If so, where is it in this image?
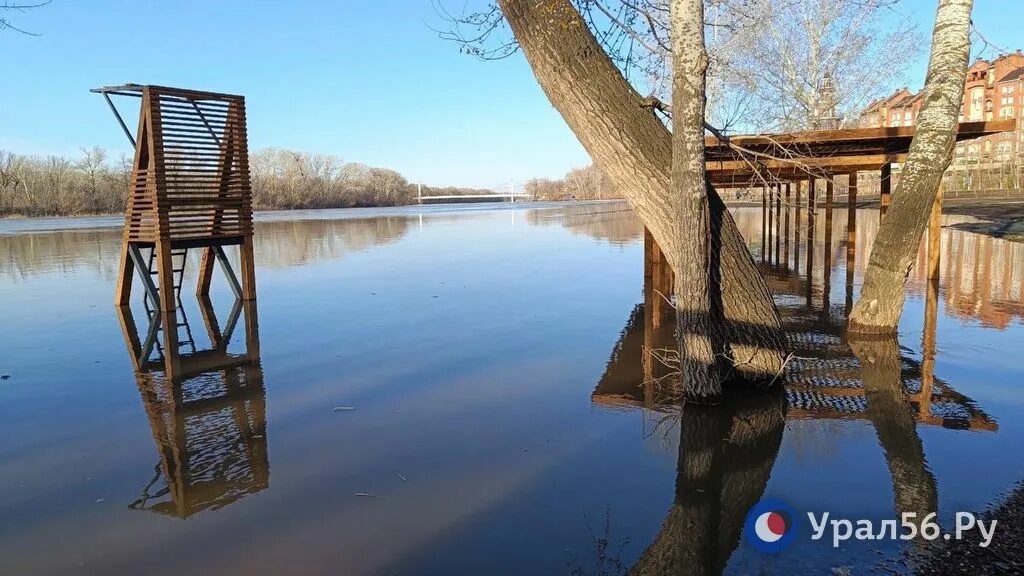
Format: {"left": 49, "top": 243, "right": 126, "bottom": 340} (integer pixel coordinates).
{"left": 858, "top": 51, "right": 1024, "bottom": 191}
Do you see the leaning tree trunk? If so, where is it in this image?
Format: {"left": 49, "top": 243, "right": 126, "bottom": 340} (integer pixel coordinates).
{"left": 498, "top": 0, "right": 787, "bottom": 381}
{"left": 670, "top": 0, "right": 720, "bottom": 399}
{"left": 848, "top": 0, "right": 973, "bottom": 333}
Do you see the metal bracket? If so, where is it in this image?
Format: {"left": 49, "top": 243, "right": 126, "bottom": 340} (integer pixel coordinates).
{"left": 128, "top": 245, "right": 160, "bottom": 309}
{"left": 213, "top": 246, "right": 243, "bottom": 299}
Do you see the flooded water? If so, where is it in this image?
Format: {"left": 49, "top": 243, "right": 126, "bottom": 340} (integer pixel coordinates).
{"left": 1, "top": 201, "right": 1023, "bottom": 575}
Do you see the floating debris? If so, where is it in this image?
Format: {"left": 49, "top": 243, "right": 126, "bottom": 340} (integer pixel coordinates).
{"left": 354, "top": 492, "right": 376, "bottom": 497}
{"left": 0, "top": 374, "right": 9, "bottom": 381}
{"left": 396, "top": 473, "right": 407, "bottom": 482}
{"left": 332, "top": 406, "right": 356, "bottom": 412}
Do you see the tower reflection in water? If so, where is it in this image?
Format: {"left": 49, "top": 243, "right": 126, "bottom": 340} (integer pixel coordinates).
{"left": 116, "top": 294, "right": 268, "bottom": 518}
{"left": 591, "top": 229, "right": 998, "bottom": 574}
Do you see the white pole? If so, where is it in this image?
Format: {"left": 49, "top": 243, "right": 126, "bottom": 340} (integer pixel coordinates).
{"left": 509, "top": 181, "right": 514, "bottom": 203}
{"left": 417, "top": 183, "right": 422, "bottom": 204}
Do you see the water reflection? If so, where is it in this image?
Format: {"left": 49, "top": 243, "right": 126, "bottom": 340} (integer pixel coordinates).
{"left": 0, "top": 204, "right": 646, "bottom": 282}
{"left": 116, "top": 297, "right": 267, "bottom": 518}
{"left": 592, "top": 226, "right": 1002, "bottom": 572}
{"left": 629, "top": 389, "right": 786, "bottom": 576}
{"left": 526, "top": 203, "right": 643, "bottom": 245}
{"left": 1, "top": 202, "right": 1021, "bottom": 574}
{"left": 0, "top": 216, "right": 411, "bottom": 282}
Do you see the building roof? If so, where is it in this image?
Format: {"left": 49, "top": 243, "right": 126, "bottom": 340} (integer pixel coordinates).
{"left": 862, "top": 88, "right": 911, "bottom": 115}
{"left": 999, "top": 68, "right": 1024, "bottom": 83}
{"left": 891, "top": 91, "right": 924, "bottom": 109}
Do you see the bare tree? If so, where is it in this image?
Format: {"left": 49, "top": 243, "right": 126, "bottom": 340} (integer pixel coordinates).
{"left": 495, "top": 0, "right": 788, "bottom": 381}
{"left": 0, "top": 150, "right": 19, "bottom": 213}
{"left": 849, "top": 0, "right": 973, "bottom": 333}
{"left": 720, "top": 0, "right": 923, "bottom": 131}
{"left": 670, "top": 0, "right": 720, "bottom": 398}
{"left": 0, "top": 1, "right": 49, "bottom": 35}
{"left": 77, "top": 146, "right": 107, "bottom": 212}
{"left": 526, "top": 165, "right": 618, "bottom": 200}
{"left": 443, "top": 1, "right": 921, "bottom": 133}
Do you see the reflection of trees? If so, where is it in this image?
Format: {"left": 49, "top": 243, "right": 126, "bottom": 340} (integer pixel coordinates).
{"left": 0, "top": 229, "right": 124, "bottom": 282}
{"left": 590, "top": 224, "right": 1005, "bottom": 571}
{"left": 0, "top": 215, "right": 412, "bottom": 280}
{"left": 629, "top": 389, "right": 786, "bottom": 576}
{"left": 526, "top": 202, "right": 642, "bottom": 245}
{"left": 252, "top": 216, "right": 410, "bottom": 267}
{"left": 849, "top": 336, "right": 937, "bottom": 527}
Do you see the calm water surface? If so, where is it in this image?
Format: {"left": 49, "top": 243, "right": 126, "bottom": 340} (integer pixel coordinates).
{"left": 1, "top": 201, "right": 1023, "bottom": 575}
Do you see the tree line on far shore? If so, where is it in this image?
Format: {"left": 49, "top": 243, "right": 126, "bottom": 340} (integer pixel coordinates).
{"left": 525, "top": 164, "right": 619, "bottom": 201}
{"left": 0, "top": 147, "right": 517, "bottom": 218}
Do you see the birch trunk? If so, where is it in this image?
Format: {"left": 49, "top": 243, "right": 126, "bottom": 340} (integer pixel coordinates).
{"left": 497, "top": 0, "right": 788, "bottom": 381}
{"left": 848, "top": 0, "right": 973, "bottom": 333}
{"left": 670, "top": 0, "right": 720, "bottom": 398}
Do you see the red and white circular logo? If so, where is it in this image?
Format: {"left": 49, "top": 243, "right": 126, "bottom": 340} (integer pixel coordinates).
{"left": 744, "top": 499, "right": 796, "bottom": 552}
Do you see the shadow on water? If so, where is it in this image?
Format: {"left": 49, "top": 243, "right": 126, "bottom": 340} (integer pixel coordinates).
{"left": 115, "top": 296, "right": 268, "bottom": 519}
{"left": 588, "top": 216, "right": 1002, "bottom": 574}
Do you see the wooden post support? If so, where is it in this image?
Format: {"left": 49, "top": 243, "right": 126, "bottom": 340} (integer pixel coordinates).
{"left": 823, "top": 177, "right": 834, "bottom": 312}
{"left": 243, "top": 298, "right": 261, "bottom": 363}
{"left": 880, "top": 162, "right": 892, "bottom": 218}
{"left": 240, "top": 240, "right": 258, "bottom": 301}
{"left": 762, "top": 184, "right": 768, "bottom": 261}
{"left": 806, "top": 176, "right": 816, "bottom": 305}
{"left": 919, "top": 250, "right": 939, "bottom": 418}
{"left": 160, "top": 307, "right": 182, "bottom": 379}
{"left": 774, "top": 184, "right": 782, "bottom": 265}
{"left": 650, "top": 232, "right": 664, "bottom": 328}
{"left": 928, "top": 185, "right": 943, "bottom": 282}
{"left": 845, "top": 172, "right": 858, "bottom": 317}
{"left": 642, "top": 228, "right": 655, "bottom": 384}
{"left": 794, "top": 180, "right": 802, "bottom": 272}
{"left": 784, "top": 183, "right": 791, "bottom": 268}
{"left": 767, "top": 183, "right": 775, "bottom": 264}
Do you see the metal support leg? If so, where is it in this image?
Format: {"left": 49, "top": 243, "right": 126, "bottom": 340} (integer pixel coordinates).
{"left": 214, "top": 246, "right": 244, "bottom": 299}
{"left": 128, "top": 245, "right": 160, "bottom": 309}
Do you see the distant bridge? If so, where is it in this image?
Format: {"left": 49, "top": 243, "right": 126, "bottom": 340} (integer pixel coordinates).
{"left": 416, "top": 192, "right": 531, "bottom": 204}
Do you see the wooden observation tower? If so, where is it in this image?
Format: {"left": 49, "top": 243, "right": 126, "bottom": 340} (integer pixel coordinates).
{"left": 93, "top": 84, "right": 257, "bottom": 312}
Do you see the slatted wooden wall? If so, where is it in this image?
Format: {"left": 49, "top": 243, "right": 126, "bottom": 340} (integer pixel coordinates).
{"left": 124, "top": 86, "right": 252, "bottom": 245}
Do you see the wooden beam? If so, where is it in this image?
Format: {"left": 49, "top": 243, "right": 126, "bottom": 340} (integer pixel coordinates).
{"left": 704, "top": 119, "right": 1014, "bottom": 150}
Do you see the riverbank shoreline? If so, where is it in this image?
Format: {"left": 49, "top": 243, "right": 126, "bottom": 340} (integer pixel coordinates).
{"left": 724, "top": 196, "right": 1024, "bottom": 243}
{"left": 0, "top": 200, "right": 625, "bottom": 235}
{"left": 5, "top": 197, "right": 1023, "bottom": 242}
{"left": 913, "top": 482, "right": 1024, "bottom": 575}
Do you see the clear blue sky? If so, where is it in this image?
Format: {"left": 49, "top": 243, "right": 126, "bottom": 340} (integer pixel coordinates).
{"left": 1, "top": 1, "right": 1021, "bottom": 189}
